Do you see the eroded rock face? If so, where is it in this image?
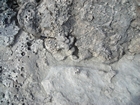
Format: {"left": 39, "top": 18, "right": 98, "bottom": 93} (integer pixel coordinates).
{"left": 0, "top": 0, "right": 140, "bottom": 105}
{"left": 0, "top": 0, "right": 19, "bottom": 46}
{"left": 16, "top": 0, "right": 139, "bottom": 63}
{"left": 66, "top": 0, "right": 136, "bottom": 63}
{"left": 17, "top": 2, "right": 42, "bottom": 37}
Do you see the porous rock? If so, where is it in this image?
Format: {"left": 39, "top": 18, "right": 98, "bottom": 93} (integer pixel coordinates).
{"left": 0, "top": 0, "right": 19, "bottom": 46}
{"left": 0, "top": 0, "right": 140, "bottom": 105}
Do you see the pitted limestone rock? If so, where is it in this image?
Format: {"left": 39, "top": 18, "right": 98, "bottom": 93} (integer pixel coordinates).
{"left": 17, "top": 2, "right": 41, "bottom": 38}
{"left": 72, "top": 0, "right": 136, "bottom": 63}
{"left": 0, "top": 0, "right": 19, "bottom": 46}
{"left": 15, "top": 0, "right": 139, "bottom": 63}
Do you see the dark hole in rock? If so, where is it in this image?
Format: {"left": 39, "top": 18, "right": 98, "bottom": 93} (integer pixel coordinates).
{"left": 27, "top": 42, "right": 32, "bottom": 46}
{"left": 14, "top": 95, "right": 17, "bottom": 98}
{"left": 13, "top": 70, "right": 16, "bottom": 73}
{"left": 15, "top": 85, "right": 17, "bottom": 88}
{"left": 122, "top": 51, "right": 126, "bottom": 56}
{"left": 0, "top": 66, "right": 2, "bottom": 73}
{"left": 2, "top": 93, "right": 5, "bottom": 98}
{"left": 21, "top": 52, "right": 25, "bottom": 56}
{"left": 27, "top": 47, "right": 31, "bottom": 50}
{"left": 21, "top": 73, "right": 24, "bottom": 77}
{"left": 4, "top": 18, "right": 8, "bottom": 24}
{"left": 36, "top": 0, "right": 41, "bottom": 3}
{"left": 21, "top": 67, "right": 24, "bottom": 71}
{"left": 27, "top": 42, "right": 31, "bottom": 50}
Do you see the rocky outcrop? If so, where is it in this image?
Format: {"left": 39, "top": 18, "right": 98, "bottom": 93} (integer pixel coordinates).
{"left": 0, "top": 0, "right": 140, "bottom": 105}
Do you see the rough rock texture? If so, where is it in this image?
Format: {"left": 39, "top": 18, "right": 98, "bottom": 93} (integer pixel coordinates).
{"left": 16, "top": 0, "right": 139, "bottom": 63}
{"left": 0, "top": 0, "right": 20, "bottom": 46}
{"left": 0, "top": 0, "right": 140, "bottom": 105}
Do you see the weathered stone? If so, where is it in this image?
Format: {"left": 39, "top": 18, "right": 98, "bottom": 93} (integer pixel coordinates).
{"left": 0, "top": 0, "right": 140, "bottom": 105}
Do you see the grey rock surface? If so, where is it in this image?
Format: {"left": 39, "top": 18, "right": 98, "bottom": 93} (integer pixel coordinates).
{"left": 0, "top": 0, "right": 20, "bottom": 46}
{"left": 0, "top": 0, "right": 140, "bottom": 105}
